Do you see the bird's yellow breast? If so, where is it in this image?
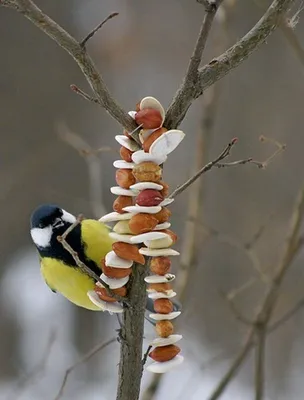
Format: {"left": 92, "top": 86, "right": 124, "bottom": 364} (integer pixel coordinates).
{"left": 41, "top": 219, "right": 113, "bottom": 311}
{"left": 41, "top": 258, "right": 101, "bottom": 310}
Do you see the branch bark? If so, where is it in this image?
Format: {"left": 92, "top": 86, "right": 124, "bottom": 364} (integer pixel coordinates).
{"left": 116, "top": 261, "right": 149, "bottom": 400}
{"left": 1, "top": 0, "right": 137, "bottom": 132}
{"left": 165, "top": 0, "right": 296, "bottom": 129}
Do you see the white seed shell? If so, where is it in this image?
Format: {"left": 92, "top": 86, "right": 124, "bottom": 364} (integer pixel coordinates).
{"left": 148, "top": 291, "right": 177, "bottom": 299}
{"left": 109, "top": 232, "right": 134, "bottom": 244}
{"left": 87, "top": 291, "right": 124, "bottom": 314}
{"left": 131, "top": 150, "right": 167, "bottom": 165}
{"left": 154, "top": 222, "right": 171, "bottom": 230}
{"left": 113, "top": 220, "right": 133, "bottom": 234}
{"left": 144, "top": 236, "right": 173, "bottom": 249}
{"left": 128, "top": 111, "right": 136, "bottom": 119}
{"left": 130, "top": 232, "right": 168, "bottom": 244}
{"left": 105, "top": 251, "right": 133, "bottom": 268}
{"left": 113, "top": 160, "right": 135, "bottom": 169}
{"left": 130, "top": 182, "right": 163, "bottom": 191}
{"left": 144, "top": 274, "right": 175, "bottom": 284}
{"left": 139, "top": 128, "right": 157, "bottom": 144}
{"left": 123, "top": 205, "right": 162, "bottom": 214}
{"left": 150, "top": 334, "right": 183, "bottom": 347}
{"left": 159, "top": 198, "right": 174, "bottom": 207}
{"left": 100, "top": 274, "right": 129, "bottom": 289}
{"left": 110, "top": 186, "right": 138, "bottom": 197}
{"left": 149, "top": 129, "right": 185, "bottom": 157}
{"left": 149, "top": 311, "right": 181, "bottom": 321}
{"left": 140, "top": 97, "right": 165, "bottom": 121}
{"left": 146, "top": 355, "right": 184, "bottom": 373}
{"left": 99, "top": 212, "right": 134, "bottom": 222}
{"left": 140, "top": 248, "right": 180, "bottom": 257}
{"left": 115, "top": 135, "right": 139, "bottom": 151}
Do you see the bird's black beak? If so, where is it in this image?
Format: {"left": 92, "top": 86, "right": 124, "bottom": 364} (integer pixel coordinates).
{"left": 53, "top": 217, "right": 64, "bottom": 229}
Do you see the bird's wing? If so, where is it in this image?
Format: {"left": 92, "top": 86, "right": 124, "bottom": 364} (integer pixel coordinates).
{"left": 80, "top": 219, "right": 114, "bottom": 265}
{"left": 40, "top": 258, "right": 56, "bottom": 293}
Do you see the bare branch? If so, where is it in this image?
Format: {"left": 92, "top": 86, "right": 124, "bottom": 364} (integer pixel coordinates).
{"left": 164, "top": 0, "right": 223, "bottom": 128}
{"left": 255, "top": 326, "right": 266, "bottom": 400}
{"left": 55, "top": 337, "right": 117, "bottom": 400}
{"left": 208, "top": 187, "right": 304, "bottom": 399}
{"left": 1, "top": 0, "right": 136, "bottom": 131}
{"left": 8, "top": 330, "right": 56, "bottom": 400}
{"left": 165, "top": 0, "right": 295, "bottom": 129}
{"left": 70, "top": 84, "right": 99, "bottom": 104}
{"left": 169, "top": 137, "right": 238, "bottom": 199}
{"left": 142, "top": 345, "right": 153, "bottom": 369}
{"left": 208, "top": 330, "right": 256, "bottom": 400}
{"left": 80, "top": 12, "right": 119, "bottom": 48}
{"left": 116, "top": 260, "right": 150, "bottom": 400}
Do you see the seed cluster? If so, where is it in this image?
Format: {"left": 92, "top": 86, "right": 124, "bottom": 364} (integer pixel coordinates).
{"left": 88, "top": 97, "right": 185, "bottom": 373}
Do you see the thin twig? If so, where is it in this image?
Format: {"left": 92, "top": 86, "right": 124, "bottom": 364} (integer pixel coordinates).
{"left": 57, "top": 123, "right": 109, "bottom": 217}
{"left": 165, "top": 0, "right": 295, "bottom": 129}
{"left": 80, "top": 12, "right": 119, "bottom": 48}
{"left": 208, "top": 188, "right": 304, "bottom": 400}
{"left": 164, "top": 0, "right": 222, "bottom": 128}
{"left": 54, "top": 337, "right": 117, "bottom": 400}
{"left": 70, "top": 84, "right": 99, "bottom": 104}
{"left": 8, "top": 330, "right": 56, "bottom": 400}
{"left": 169, "top": 137, "right": 238, "bottom": 199}
{"left": 219, "top": 290, "right": 254, "bottom": 326}
{"left": 142, "top": 345, "right": 153, "bottom": 369}
{"left": 208, "top": 330, "right": 256, "bottom": 400}
{"left": 1, "top": 0, "right": 136, "bottom": 132}
{"left": 255, "top": 325, "right": 266, "bottom": 400}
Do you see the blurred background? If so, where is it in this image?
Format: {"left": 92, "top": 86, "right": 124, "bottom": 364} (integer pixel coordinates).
{"left": 1, "top": 0, "right": 304, "bottom": 399}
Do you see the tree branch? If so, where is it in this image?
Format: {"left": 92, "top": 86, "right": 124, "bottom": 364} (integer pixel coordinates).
{"left": 1, "top": 0, "right": 136, "bottom": 132}
{"left": 116, "top": 260, "right": 149, "bottom": 400}
{"left": 80, "top": 12, "right": 119, "bottom": 48}
{"left": 55, "top": 337, "right": 117, "bottom": 400}
{"left": 165, "top": 0, "right": 295, "bottom": 129}
{"left": 208, "top": 187, "right": 304, "bottom": 400}
{"left": 164, "top": 0, "right": 223, "bottom": 128}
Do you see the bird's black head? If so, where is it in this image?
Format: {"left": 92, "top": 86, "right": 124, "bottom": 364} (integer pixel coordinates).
{"left": 30, "top": 204, "right": 76, "bottom": 249}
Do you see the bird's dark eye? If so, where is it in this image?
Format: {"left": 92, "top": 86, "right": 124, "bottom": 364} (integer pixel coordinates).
{"left": 38, "top": 223, "right": 44, "bottom": 229}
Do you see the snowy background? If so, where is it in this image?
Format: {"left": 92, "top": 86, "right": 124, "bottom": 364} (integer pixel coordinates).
{"left": 1, "top": 1, "right": 304, "bottom": 399}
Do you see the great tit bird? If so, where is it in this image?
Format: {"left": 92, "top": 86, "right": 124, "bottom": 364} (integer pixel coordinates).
{"left": 30, "top": 204, "right": 181, "bottom": 314}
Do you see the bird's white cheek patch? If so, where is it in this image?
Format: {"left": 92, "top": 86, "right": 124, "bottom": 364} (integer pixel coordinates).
{"left": 62, "top": 210, "right": 76, "bottom": 224}
{"left": 30, "top": 226, "right": 52, "bottom": 248}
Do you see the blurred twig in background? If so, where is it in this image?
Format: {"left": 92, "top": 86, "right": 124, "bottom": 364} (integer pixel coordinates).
{"left": 54, "top": 337, "right": 117, "bottom": 400}
{"left": 7, "top": 329, "right": 56, "bottom": 400}
{"left": 208, "top": 187, "right": 304, "bottom": 400}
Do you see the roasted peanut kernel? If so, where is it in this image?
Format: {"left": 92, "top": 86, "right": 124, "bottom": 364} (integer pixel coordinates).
{"left": 150, "top": 257, "right": 171, "bottom": 275}
{"left": 132, "top": 162, "right": 162, "bottom": 183}
{"left": 135, "top": 108, "right": 163, "bottom": 129}
{"left": 155, "top": 320, "right": 174, "bottom": 338}
{"left": 112, "top": 242, "right": 145, "bottom": 265}
{"left": 149, "top": 345, "right": 180, "bottom": 362}
{"left": 116, "top": 169, "right": 136, "bottom": 189}
{"left": 120, "top": 146, "right": 133, "bottom": 162}
{"left": 148, "top": 282, "right": 172, "bottom": 293}
{"left": 129, "top": 213, "right": 158, "bottom": 234}
{"left": 94, "top": 285, "right": 127, "bottom": 302}
{"left": 113, "top": 196, "right": 133, "bottom": 214}
{"left": 154, "top": 299, "right": 174, "bottom": 314}
{"left": 159, "top": 181, "right": 169, "bottom": 198}
{"left": 136, "top": 189, "right": 163, "bottom": 206}
{"left": 153, "top": 207, "right": 171, "bottom": 223}
{"left": 143, "top": 127, "right": 167, "bottom": 152}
